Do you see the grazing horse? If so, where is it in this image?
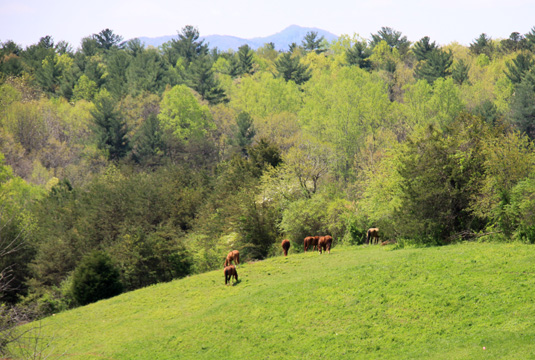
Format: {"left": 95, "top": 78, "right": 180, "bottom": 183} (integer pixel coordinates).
{"left": 366, "top": 228, "right": 380, "bottom": 245}
{"left": 224, "top": 265, "right": 238, "bottom": 285}
{"left": 304, "top": 236, "right": 314, "bottom": 252}
{"left": 224, "top": 250, "right": 240, "bottom": 267}
{"left": 312, "top": 236, "right": 320, "bottom": 251}
{"left": 281, "top": 239, "right": 290, "bottom": 256}
{"left": 318, "top": 235, "right": 333, "bottom": 254}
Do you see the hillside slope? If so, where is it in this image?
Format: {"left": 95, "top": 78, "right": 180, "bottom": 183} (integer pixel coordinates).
{"left": 11, "top": 243, "right": 535, "bottom": 359}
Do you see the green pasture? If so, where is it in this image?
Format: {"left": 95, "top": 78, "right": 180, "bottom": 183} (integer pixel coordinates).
{"left": 11, "top": 243, "right": 535, "bottom": 359}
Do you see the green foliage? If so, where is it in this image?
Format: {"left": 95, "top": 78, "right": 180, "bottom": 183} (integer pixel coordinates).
{"left": 396, "top": 114, "right": 489, "bottom": 243}
{"left": 412, "top": 36, "right": 437, "bottom": 61}
{"left": 231, "top": 111, "right": 255, "bottom": 155}
{"left": 237, "top": 44, "right": 254, "bottom": 75}
{"left": 186, "top": 55, "right": 228, "bottom": 104}
{"left": 370, "top": 26, "right": 410, "bottom": 55}
{"left": 302, "top": 31, "right": 325, "bottom": 53}
{"left": 109, "top": 227, "right": 192, "bottom": 290}
{"left": 452, "top": 59, "right": 470, "bottom": 85}
{"left": 275, "top": 52, "right": 312, "bottom": 85}
{"left": 93, "top": 29, "right": 124, "bottom": 52}
{"left": 504, "top": 52, "right": 534, "bottom": 84}
{"left": 158, "top": 84, "right": 215, "bottom": 142}
{"left": 414, "top": 49, "right": 453, "bottom": 84}
{"left": 469, "top": 33, "right": 493, "bottom": 58}
{"left": 510, "top": 72, "right": 535, "bottom": 138}
{"left": 91, "top": 89, "right": 130, "bottom": 160}
{"left": 345, "top": 40, "right": 372, "bottom": 69}
{"left": 71, "top": 251, "right": 123, "bottom": 306}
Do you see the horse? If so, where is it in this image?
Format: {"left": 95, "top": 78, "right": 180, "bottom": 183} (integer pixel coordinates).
{"left": 366, "top": 228, "right": 380, "bottom": 245}
{"left": 281, "top": 239, "right": 290, "bottom": 256}
{"left": 224, "top": 265, "right": 238, "bottom": 285}
{"left": 312, "top": 236, "right": 320, "bottom": 251}
{"left": 224, "top": 250, "right": 240, "bottom": 267}
{"left": 304, "top": 236, "right": 314, "bottom": 252}
{"left": 318, "top": 235, "right": 333, "bottom": 254}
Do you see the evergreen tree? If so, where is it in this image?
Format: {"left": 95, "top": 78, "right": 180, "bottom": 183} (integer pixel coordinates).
{"left": 0, "top": 40, "right": 24, "bottom": 76}
{"left": 71, "top": 251, "right": 123, "bottom": 306}
{"left": 414, "top": 49, "right": 453, "bottom": 84}
{"left": 346, "top": 41, "right": 372, "bottom": 69}
{"left": 187, "top": 55, "right": 228, "bottom": 104}
{"left": 238, "top": 44, "right": 254, "bottom": 75}
{"left": 525, "top": 26, "right": 535, "bottom": 51}
{"left": 511, "top": 72, "right": 535, "bottom": 139}
{"left": 93, "top": 28, "right": 124, "bottom": 52}
{"left": 275, "top": 52, "right": 311, "bottom": 85}
{"left": 501, "top": 32, "right": 527, "bottom": 53}
{"left": 91, "top": 90, "right": 130, "bottom": 160}
{"left": 132, "top": 113, "right": 164, "bottom": 166}
{"left": 412, "top": 36, "right": 437, "bottom": 61}
{"left": 165, "top": 25, "right": 208, "bottom": 68}
{"left": 233, "top": 111, "right": 256, "bottom": 156}
{"left": 105, "top": 49, "right": 131, "bottom": 98}
{"left": 505, "top": 53, "right": 534, "bottom": 85}
{"left": 370, "top": 27, "right": 410, "bottom": 55}
{"left": 469, "top": 33, "right": 493, "bottom": 58}
{"left": 452, "top": 59, "right": 470, "bottom": 85}
{"left": 302, "top": 31, "right": 325, "bottom": 53}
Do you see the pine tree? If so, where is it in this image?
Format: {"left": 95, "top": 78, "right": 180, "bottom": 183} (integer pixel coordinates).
{"left": 93, "top": 28, "right": 124, "bottom": 52}
{"left": 187, "top": 55, "right": 227, "bottom": 104}
{"left": 233, "top": 111, "right": 256, "bottom": 156}
{"left": 452, "top": 59, "right": 470, "bottom": 85}
{"left": 370, "top": 27, "right": 410, "bottom": 55}
{"left": 275, "top": 52, "right": 311, "bottom": 85}
{"left": 412, "top": 36, "right": 437, "bottom": 61}
{"left": 302, "top": 31, "right": 325, "bottom": 53}
{"left": 346, "top": 41, "right": 372, "bottom": 69}
{"left": 469, "top": 33, "right": 493, "bottom": 58}
{"left": 91, "top": 90, "right": 130, "bottom": 160}
{"left": 414, "top": 49, "right": 453, "bottom": 84}
{"left": 238, "top": 44, "right": 254, "bottom": 75}
{"left": 505, "top": 53, "right": 534, "bottom": 84}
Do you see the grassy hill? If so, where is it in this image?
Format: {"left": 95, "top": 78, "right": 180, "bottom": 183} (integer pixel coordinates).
{"left": 11, "top": 243, "right": 535, "bottom": 359}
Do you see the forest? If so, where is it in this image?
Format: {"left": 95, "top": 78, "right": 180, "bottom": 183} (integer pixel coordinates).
{"left": 1, "top": 25, "right": 535, "bottom": 321}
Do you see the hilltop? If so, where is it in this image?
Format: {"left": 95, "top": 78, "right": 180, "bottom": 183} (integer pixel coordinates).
{"left": 136, "top": 24, "right": 338, "bottom": 51}
{"left": 10, "top": 243, "right": 535, "bottom": 359}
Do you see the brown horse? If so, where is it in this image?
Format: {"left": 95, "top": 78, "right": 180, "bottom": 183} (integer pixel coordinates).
{"left": 312, "top": 236, "right": 320, "bottom": 251}
{"left": 304, "top": 236, "right": 313, "bottom": 252}
{"left": 318, "top": 235, "right": 333, "bottom": 254}
{"left": 281, "top": 239, "right": 290, "bottom": 256}
{"left": 224, "top": 250, "right": 240, "bottom": 267}
{"left": 224, "top": 265, "right": 238, "bottom": 285}
{"left": 366, "top": 228, "right": 380, "bottom": 245}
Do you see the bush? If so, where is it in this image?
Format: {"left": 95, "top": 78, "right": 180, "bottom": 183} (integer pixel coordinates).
{"left": 71, "top": 251, "right": 123, "bottom": 306}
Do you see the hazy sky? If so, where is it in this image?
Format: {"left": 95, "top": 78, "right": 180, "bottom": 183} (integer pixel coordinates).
{"left": 1, "top": 0, "right": 534, "bottom": 49}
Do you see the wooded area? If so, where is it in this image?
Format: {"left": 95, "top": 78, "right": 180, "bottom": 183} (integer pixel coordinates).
{"left": 1, "top": 25, "right": 535, "bottom": 321}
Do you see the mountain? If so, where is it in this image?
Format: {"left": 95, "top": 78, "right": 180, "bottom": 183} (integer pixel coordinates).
{"left": 136, "top": 25, "right": 339, "bottom": 51}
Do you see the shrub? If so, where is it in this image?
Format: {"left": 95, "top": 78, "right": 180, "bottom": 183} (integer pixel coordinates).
{"left": 71, "top": 251, "right": 123, "bottom": 306}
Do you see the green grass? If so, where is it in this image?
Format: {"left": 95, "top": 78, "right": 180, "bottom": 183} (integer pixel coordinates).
{"left": 11, "top": 242, "right": 535, "bottom": 359}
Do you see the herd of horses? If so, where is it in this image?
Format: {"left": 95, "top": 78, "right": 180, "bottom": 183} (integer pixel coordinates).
{"left": 223, "top": 228, "right": 381, "bottom": 285}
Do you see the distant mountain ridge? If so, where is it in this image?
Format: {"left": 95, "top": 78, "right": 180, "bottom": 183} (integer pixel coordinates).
{"left": 136, "top": 25, "right": 338, "bottom": 51}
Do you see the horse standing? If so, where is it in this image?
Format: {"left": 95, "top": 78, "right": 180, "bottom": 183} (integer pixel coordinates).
{"left": 224, "top": 265, "right": 238, "bottom": 285}
{"left": 366, "top": 228, "right": 380, "bottom": 245}
{"left": 281, "top": 239, "right": 290, "bottom": 256}
{"left": 224, "top": 250, "right": 240, "bottom": 267}
{"left": 318, "top": 235, "right": 333, "bottom": 254}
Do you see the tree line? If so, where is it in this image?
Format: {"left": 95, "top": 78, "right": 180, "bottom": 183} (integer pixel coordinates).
{"left": 2, "top": 24, "right": 535, "bottom": 327}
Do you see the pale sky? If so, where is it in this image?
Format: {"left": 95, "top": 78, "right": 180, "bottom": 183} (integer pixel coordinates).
{"left": 1, "top": 0, "right": 534, "bottom": 49}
